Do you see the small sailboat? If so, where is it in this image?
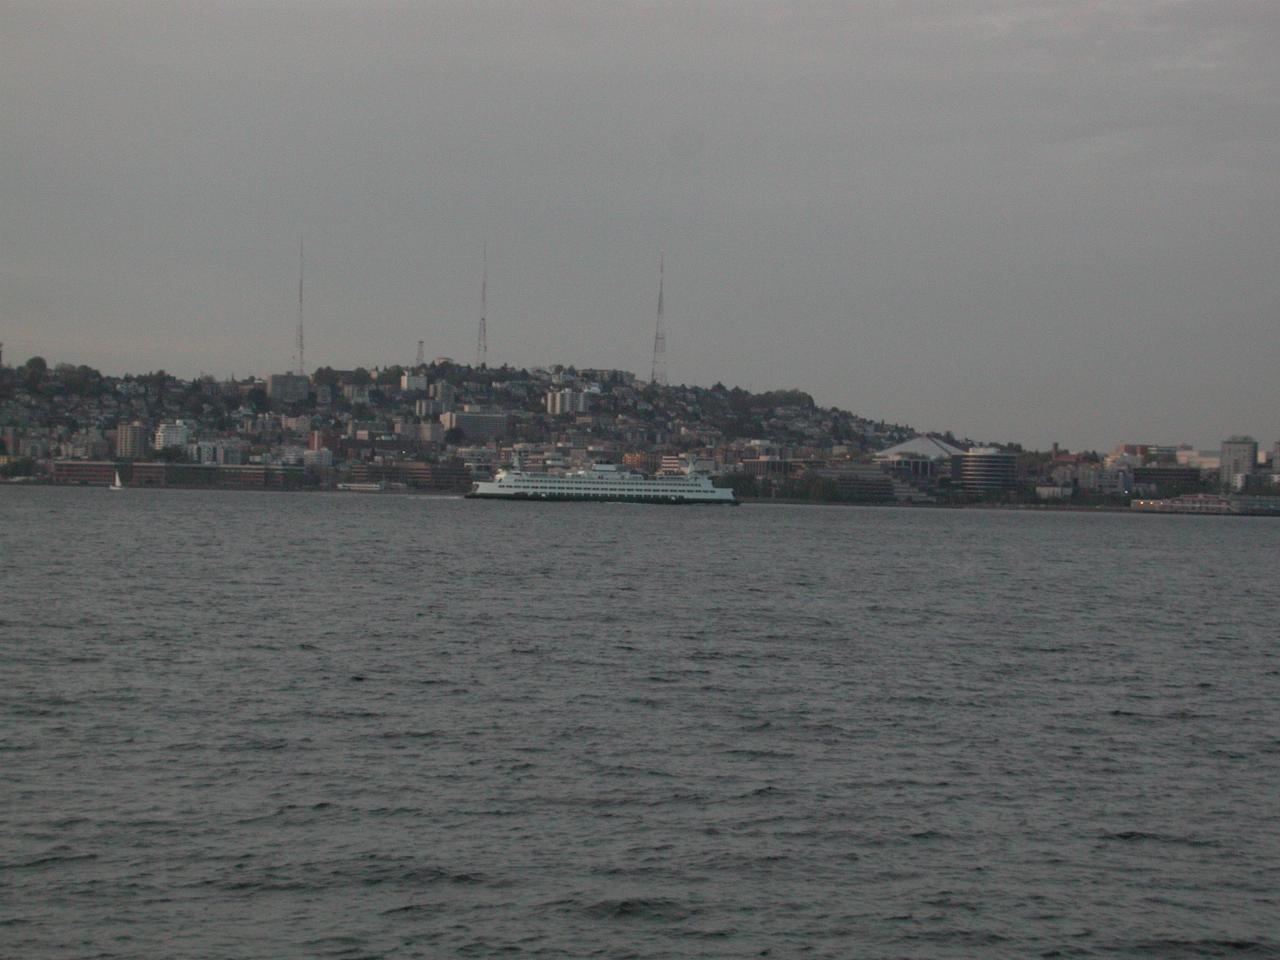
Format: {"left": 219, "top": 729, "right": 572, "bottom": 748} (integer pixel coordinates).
{"left": 110, "top": 470, "right": 124, "bottom": 491}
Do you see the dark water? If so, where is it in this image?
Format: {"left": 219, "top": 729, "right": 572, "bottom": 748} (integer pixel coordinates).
{"left": 2, "top": 488, "right": 1278, "bottom": 959}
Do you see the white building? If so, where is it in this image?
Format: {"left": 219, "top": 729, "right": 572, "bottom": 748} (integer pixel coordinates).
{"left": 153, "top": 420, "right": 192, "bottom": 451}
{"left": 1177, "top": 448, "right": 1220, "bottom": 471}
{"left": 546, "top": 388, "right": 590, "bottom": 415}
{"left": 187, "top": 439, "right": 243, "bottom": 465}
{"left": 1220, "top": 436, "right": 1258, "bottom": 489}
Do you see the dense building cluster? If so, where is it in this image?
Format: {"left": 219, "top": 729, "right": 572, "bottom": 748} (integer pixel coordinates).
{"left": 1, "top": 355, "right": 1276, "bottom": 506}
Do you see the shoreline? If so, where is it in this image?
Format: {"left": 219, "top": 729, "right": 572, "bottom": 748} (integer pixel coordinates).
{"left": 737, "top": 496, "right": 1134, "bottom": 513}
{"left": 8, "top": 481, "right": 1277, "bottom": 515}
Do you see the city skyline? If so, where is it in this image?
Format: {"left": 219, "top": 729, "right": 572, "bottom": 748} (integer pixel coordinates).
{"left": 4, "top": 2, "right": 1278, "bottom": 452}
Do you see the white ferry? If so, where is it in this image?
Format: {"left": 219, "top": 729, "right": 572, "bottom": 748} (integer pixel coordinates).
{"left": 1131, "top": 493, "right": 1280, "bottom": 516}
{"left": 1131, "top": 493, "right": 1233, "bottom": 514}
{"left": 467, "top": 461, "right": 738, "bottom": 505}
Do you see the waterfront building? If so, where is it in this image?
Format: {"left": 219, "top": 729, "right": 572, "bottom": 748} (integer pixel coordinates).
{"left": 51, "top": 460, "right": 303, "bottom": 489}
{"left": 1036, "top": 484, "right": 1073, "bottom": 501}
{"left": 623, "top": 451, "right": 662, "bottom": 475}
{"left": 875, "top": 435, "right": 964, "bottom": 483}
{"left": 303, "top": 448, "right": 333, "bottom": 468}
{"left": 1219, "top": 436, "right": 1258, "bottom": 490}
{"left": 959, "top": 447, "right": 1017, "bottom": 495}
{"left": 184, "top": 440, "right": 246, "bottom": 465}
{"left": 803, "top": 462, "right": 897, "bottom": 501}
{"left": 1132, "top": 466, "right": 1204, "bottom": 494}
{"left": 116, "top": 421, "right": 147, "bottom": 459}
{"left": 1093, "top": 468, "right": 1133, "bottom": 497}
{"left": 876, "top": 434, "right": 966, "bottom": 460}
{"left": 219, "top": 440, "right": 244, "bottom": 465}
{"left": 738, "top": 456, "right": 792, "bottom": 481}
{"left": 347, "top": 458, "right": 470, "bottom": 491}
{"left": 50, "top": 460, "right": 115, "bottom": 485}
{"left": 658, "top": 455, "right": 687, "bottom": 475}
{"left": 153, "top": 420, "right": 192, "bottom": 451}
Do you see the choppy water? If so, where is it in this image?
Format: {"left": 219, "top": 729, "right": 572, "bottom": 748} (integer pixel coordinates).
{"left": 2, "top": 487, "right": 1278, "bottom": 959}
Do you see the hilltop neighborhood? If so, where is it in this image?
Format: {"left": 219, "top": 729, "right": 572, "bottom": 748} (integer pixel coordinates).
{"left": 2, "top": 355, "right": 1276, "bottom": 507}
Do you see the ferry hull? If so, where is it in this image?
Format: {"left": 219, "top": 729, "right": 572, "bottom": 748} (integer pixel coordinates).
{"left": 466, "top": 490, "right": 738, "bottom": 505}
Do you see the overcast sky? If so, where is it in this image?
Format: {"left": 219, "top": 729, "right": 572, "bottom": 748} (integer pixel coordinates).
{"left": 3, "top": 1, "right": 1277, "bottom": 450}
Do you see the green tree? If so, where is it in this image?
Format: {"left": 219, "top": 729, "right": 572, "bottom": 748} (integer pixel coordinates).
{"left": 721, "top": 474, "right": 760, "bottom": 498}
{"left": 22, "top": 356, "right": 47, "bottom": 392}
{"left": 312, "top": 366, "right": 340, "bottom": 387}
{"left": 808, "top": 478, "right": 840, "bottom": 502}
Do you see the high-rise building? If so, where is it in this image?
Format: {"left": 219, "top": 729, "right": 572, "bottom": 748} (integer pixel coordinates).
{"left": 116, "top": 421, "right": 146, "bottom": 459}
{"left": 545, "top": 389, "right": 589, "bottom": 415}
{"left": 440, "top": 411, "right": 509, "bottom": 442}
{"left": 1219, "top": 436, "right": 1258, "bottom": 490}
{"left": 153, "top": 421, "right": 192, "bottom": 451}
{"left": 959, "top": 447, "right": 1018, "bottom": 494}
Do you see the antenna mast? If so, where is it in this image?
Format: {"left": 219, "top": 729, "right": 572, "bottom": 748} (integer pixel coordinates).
{"left": 650, "top": 252, "right": 667, "bottom": 386}
{"left": 476, "top": 242, "right": 488, "bottom": 370}
{"left": 296, "top": 236, "right": 305, "bottom": 376}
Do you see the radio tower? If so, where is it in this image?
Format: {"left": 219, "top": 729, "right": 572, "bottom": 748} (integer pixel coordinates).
{"left": 475, "top": 242, "right": 488, "bottom": 370}
{"left": 296, "top": 236, "right": 306, "bottom": 376}
{"left": 416, "top": 340, "right": 425, "bottom": 367}
{"left": 650, "top": 252, "right": 667, "bottom": 386}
